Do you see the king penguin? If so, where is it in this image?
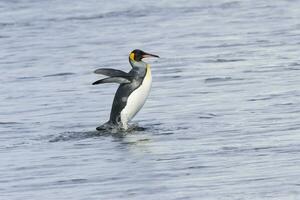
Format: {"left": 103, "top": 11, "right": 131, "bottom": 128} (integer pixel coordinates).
{"left": 93, "top": 49, "right": 159, "bottom": 131}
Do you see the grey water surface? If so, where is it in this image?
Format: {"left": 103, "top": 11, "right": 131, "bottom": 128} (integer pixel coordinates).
{"left": 1, "top": 0, "right": 300, "bottom": 199}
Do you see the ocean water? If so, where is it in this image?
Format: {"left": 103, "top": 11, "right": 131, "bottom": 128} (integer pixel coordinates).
{"left": 1, "top": 0, "right": 300, "bottom": 199}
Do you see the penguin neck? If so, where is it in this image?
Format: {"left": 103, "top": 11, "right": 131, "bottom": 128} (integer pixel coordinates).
{"left": 129, "top": 59, "right": 148, "bottom": 69}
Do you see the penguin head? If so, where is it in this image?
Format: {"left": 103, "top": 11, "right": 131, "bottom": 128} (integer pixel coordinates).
{"left": 129, "top": 49, "right": 159, "bottom": 62}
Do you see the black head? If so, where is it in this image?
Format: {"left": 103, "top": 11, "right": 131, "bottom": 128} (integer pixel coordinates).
{"left": 129, "top": 49, "right": 159, "bottom": 62}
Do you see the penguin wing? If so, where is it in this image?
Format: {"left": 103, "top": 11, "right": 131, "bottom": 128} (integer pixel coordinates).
{"left": 92, "top": 77, "right": 131, "bottom": 85}
{"left": 94, "top": 68, "right": 130, "bottom": 77}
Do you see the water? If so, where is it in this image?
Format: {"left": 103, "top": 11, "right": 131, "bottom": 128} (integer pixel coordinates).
{"left": 1, "top": 0, "right": 300, "bottom": 199}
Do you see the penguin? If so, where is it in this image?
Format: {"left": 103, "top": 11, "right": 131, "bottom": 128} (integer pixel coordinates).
{"left": 93, "top": 49, "right": 159, "bottom": 131}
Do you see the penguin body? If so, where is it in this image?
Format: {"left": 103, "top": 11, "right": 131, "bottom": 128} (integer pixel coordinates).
{"left": 120, "top": 64, "right": 151, "bottom": 129}
{"left": 93, "top": 49, "right": 158, "bottom": 130}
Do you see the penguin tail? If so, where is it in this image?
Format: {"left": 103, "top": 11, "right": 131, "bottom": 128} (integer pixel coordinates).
{"left": 96, "top": 121, "right": 117, "bottom": 131}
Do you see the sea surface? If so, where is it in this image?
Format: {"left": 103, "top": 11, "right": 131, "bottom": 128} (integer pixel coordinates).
{"left": 1, "top": 0, "right": 300, "bottom": 199}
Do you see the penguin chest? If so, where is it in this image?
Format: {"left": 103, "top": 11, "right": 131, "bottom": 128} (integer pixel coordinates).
{"left": 121, "top": 68, "right": 152, "bottom": 125}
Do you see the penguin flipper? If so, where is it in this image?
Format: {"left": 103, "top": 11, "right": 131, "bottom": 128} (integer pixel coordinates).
{"left": 92, "top": 77, "right": 131, "bottom": 85}
{"left": 94, "top": 68, "right": 130, "bottom": 77}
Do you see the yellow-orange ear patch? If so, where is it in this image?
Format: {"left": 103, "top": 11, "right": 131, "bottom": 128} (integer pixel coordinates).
{"left": 129, "top": 52, "right": 135, "bottom": 61}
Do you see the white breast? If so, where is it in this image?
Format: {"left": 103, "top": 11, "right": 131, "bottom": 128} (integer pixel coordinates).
{"left": 120, "top": 65, "right": 152, "bottom": 129}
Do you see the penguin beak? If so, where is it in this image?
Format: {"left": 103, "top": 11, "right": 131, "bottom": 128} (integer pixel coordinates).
{"left": 142, "top": 52, "right": 160, "bottom": 59}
